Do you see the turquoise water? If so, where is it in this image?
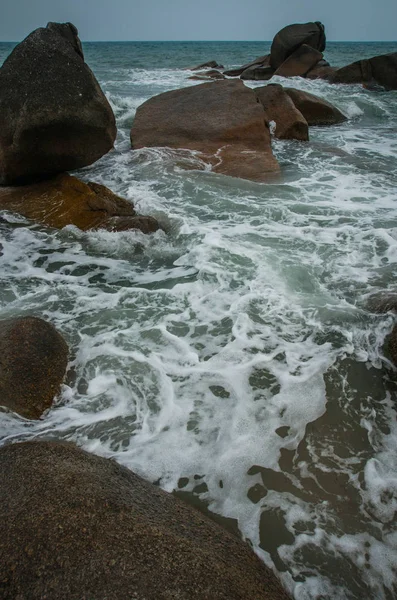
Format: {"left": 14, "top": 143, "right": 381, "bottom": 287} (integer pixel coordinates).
{"left": 1, "top": 40, "right": 397, "bottom": 599}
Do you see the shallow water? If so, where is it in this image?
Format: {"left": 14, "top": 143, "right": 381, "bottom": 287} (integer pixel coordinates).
{"left": 1, "top": 40, "right": 397, "bottom": 599}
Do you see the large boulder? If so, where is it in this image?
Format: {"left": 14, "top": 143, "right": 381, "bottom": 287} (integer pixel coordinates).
{"left": 284, "top": 88, "right": 347, "bottom": 126}
{"left": 270, "top": 21, "right": 326, "bottom": 70}
{"left": 0, "top": 317, "right": 68, "bottom": 419}
{"left": 273, "top": 44, "right": 323, "bottom": 78}
{"left": 130, "top": 79, "right": 280, "bottom": 182}
{"left": 0, "top": 23, "right": 117, "bottom": 185}
{"left": 0, "top": 441, "right": 291, "bottom": 600}
{"left": 0, "top": 173, "right": 159, "bottom": 233}
{"left": 240, "top": 65, "right": 274, "bottom": 81}
{"left": 255, "top": 84, "right": 308, "bottom": 141}
{"left": 306, "top": 65, "right": 337, "bottom": 80}
{"left": 329, "top": 53, "right": 397, "bottom": 90}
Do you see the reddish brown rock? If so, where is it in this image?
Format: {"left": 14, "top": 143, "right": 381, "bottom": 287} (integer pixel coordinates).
{"left": 0, "top": 23, "right": 116, "bottom": 185}
{"left": 274, "top": 44, "right": 323, "bottom": 78}
{"left": 0, "top": 317, "right": 68, "bottom": 419}
{"left": 0, "top": 173, "right": 159, "bottom": 233}
{"left": 0, "top": 441, "right": 291, "bottom": 600}
{"left": 130, "top": 80, "right": 280, "bottom": 182}
{"left": 284, "top": 88, "right": 347, "bottom": 126}
{"left": 270, "top": 22, "right": 326, "bottom": 70}
{"left": 255, "top": 84, "right": 308, "bottom": 141}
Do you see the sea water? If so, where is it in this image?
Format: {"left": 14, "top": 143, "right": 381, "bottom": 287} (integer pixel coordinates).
{"left": 1, "top": 40, "right": 397, "bottom": 599}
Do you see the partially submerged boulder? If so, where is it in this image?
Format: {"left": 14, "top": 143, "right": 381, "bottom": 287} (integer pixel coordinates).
{"left": 329, "top": 52, "right": 397, "bottom": 90}
{"left": 0, "top": 173, "right": 160, "bottom": 233}
{"left": 189, "top": 69, "right": 226, "bottom": 81}
{"left": 0, "top": 317, "right": 68, "bottom": 419}
{"left": 274, "top": 44, "right": 323, "bottom": 78}
{"left": 0, "top": 22, "right": 116, "bottom": 184}
{"left": 130, "top": 79, "right": 280, "bottom": 182}
{"left": 224, "top": 55, "right": 271, "bottom": 77}
{"left": 270, "top": 21, "right": 326, "bottom": 70}
{"left": 186, "top": 60, "right": 224, "bottom": 70}
{"left": 284, "top": 88, "right": 347, "bottom": 126}
{"left": 255, "top": 85, "right": 308, "bottom": 141}
{"left": 306, "top": 65, "right": 337, "bottom": 80}
{"left": 240, "top": 66, "right": 274, "bottom": 81}
{"left": 0, "top": 441, "right": 291, "bottom": 600}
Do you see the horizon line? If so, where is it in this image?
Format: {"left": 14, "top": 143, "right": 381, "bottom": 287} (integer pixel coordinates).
{"left": 1, "top": 38, "right": 397, "bottom": 44}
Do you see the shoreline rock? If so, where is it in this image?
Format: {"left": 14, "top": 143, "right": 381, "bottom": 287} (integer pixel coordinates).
{"left": 0, "top": 173, "right": 160, "bottom": 233}
{"left": 255, "top": 84, "right": 309, "bottom": 141}
{"left": 284, "top": 88, "right": 347, "bottom": 126}
{"left": 0, "top": 317, "right": 68, "bottom": 419}
{"left": 0, "top": 440, "right": 291, "bottom": 600}
{"left": 0, "top": 22, "right": 116, "bottom": 185}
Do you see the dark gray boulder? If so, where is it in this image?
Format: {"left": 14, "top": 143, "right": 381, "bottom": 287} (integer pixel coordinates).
{"left": 224, "top": 54, "right": 271, "bottom": 77}
{"left": 270, "top": 21, "right": 326, "bottom": 69}
{"left": 0, "top": 441, "right": 291, "bottom": 600}
{"left": 240, "top": 65, "right": 274, "bottom": 80}
{"left": 0, "top": 23, "right": 117, "bottom": 184}
{"left": 329, "top": 53, "right": 397, "bottom": 90}
{"left": 0, "top": 317, "right": 68, "bottom": 419}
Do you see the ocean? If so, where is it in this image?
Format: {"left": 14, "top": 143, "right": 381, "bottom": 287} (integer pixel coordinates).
{"left": 1, "top": 39, "right": 397, "bottom": 599}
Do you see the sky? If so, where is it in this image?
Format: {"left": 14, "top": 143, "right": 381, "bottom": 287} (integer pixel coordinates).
{"left": 0, "top": 0, "right": 396, "bottom": 42}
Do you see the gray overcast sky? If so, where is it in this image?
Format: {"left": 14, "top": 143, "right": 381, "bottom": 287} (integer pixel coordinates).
{"left": 1, "top": 0, "right": 396, "bottom": 42}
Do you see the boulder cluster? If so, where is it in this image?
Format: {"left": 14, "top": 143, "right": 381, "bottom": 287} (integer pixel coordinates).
{"left": 0, "top": 22, "right": 159, "bottom": 233}
{"left": 188, "top": 21, "right": 397, "bottom": 90}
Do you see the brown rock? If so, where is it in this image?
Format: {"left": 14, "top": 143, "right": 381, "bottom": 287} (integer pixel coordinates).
{"left": 0, "top": 317, "right": 68, "bottom": 419}
{"left": 240, "top": 66, "right": 274, "bottom": 81}
{"left": 0, "top": 173, "right": 159, "bottom": 233}
{"left": 0, "top": 23, "right": 116, "bottom": 185}
{"left": 130, "top": 79, "right": 280, "bottom": 182}
{"left": 284, "top": 88, "right": 347, "bottom": 126}
{"left": 224, "top": 54, "right": 271, "bottom": 77}
{"left": 255, "top": 84, "right": 308, "bottom": 141}
{"left": 306, "top": 65, "right": 337, "bottom": 80}
{"left": 329, "top": 53, "right": 397, "bottom": 90}
{"left": 189, "top": 69, "right": 225, "bottom": 80}
{"left": 100, "top": 215, "right": 160, "bottom": 233}
{"left": 186, "top": 60, "right": 224, "bottom": 70}
{"left": 270, "top": 21, "right": 326, "bottom": 70}
{"left": 366, "top": 292, "right": 397, "bottom": 314}
{"left": 274, "top": 44, "right": 323, "bottom": 78}
{"left": 0, "top": 441, "right": 291, "bottom": 600}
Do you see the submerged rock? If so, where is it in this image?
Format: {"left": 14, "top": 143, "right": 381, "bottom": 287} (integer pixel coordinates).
{"left": 130, "top": 79, "right": 280, "bottom": 182}
{"left": 0, "top": 441, "right": 291, "bottom": 600}
{"left": 0, "top": 317, "right": 68, "bottom": 419}
{"left": 270, "top": 21, "right": 326, "bottom": 70}
{"left": 255, "top": 84, "right": 308, "bottom": 141}
{"left": 224, "top": 54, "right": 271, "bottom": 77}
{"left": 186, "top": 60, "right": 224, "bottom": 70}
{"left": 0, "top": 22, "right": 116, "bottom": 184}
{"left": 0, "top": 173, "right": 159, "bottom": 233}
{"left": 240, "top": 65, "right": 274, "bottom": 81}
{"left": 274, "top": 44, "right": 323, "bottom": 78}
{"left": 284, "top": 88, "right": 347, "bottom": 126}
{"left": 329, "top": 52, "right": 397, "bottom": 90}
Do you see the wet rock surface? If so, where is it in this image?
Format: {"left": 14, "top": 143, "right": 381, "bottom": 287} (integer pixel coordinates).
{"left": 0, "top": 441, "right": 291, "bottom": 600}
{"left": 0, "top": 317, "right": 68, "bottom": 419}
{"left": 0, "top": 22, "right": 116, "bottom": 184}
{"left": 255, "top": 84, "right": 309, "bottom": 141}
{"left": 130, "top": 79, "right": 280, "bottom": 182}
{"left": 270, "top": 21, "right": 326, "bottom": 70}
{"left": 284, "top": 88, "right": 347, "bottom": 126}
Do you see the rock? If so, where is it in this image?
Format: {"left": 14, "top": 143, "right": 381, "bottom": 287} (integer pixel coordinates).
{"left": 240, "top": 66, "right": 274, "bottom": 81}
{"left": 0, "top": 441, "right": 291, "bottom": 600}
{"left": 0, "top": 23, "right": 116, "bottom": 185}
{"left": 255, "top": 84, "right": 308, "bottom": 141}
{"left": 284, "top": 88, "right": 347, "bottom": 126}
{"left": 0, "top": 317, "right": 68, "bottom": 419}
{"left": 100, "top": 215, "right": 160, "bottom": 233}
{"left": 270, "top": 21, "right": 326, "bottom": 70}
{"left": 224, "top": 55, "right": 271, "bottom": 77}
{"left": 0, "top": 173, "right": 160, "bottom": 233}
{"left": 130, "top": 79, "right": 280, "bottom": 182}
{"left": 329, "top": 53, "right": 397, "bottom": 90}
{"left": 189, "top": 69, "right": 226, "bottom": 80}
{"left": 366, "top": 292, "right": 397, "bottom": 314}
{"left": 274, "top": 44, "right": 323, "bottom": 78}
{"left": 186, "top": 60, "right": 224, "bottom": 70}
{"left": 306, "top": 65, "right": 337, "bottom": 80}
{"left": 388, "top": 325, "right": 397, "bottom": 368}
